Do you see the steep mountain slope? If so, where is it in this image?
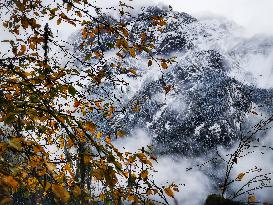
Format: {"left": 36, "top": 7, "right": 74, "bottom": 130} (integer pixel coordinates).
{"left": 69, "top": 5, "right": 273, "bottom": 157}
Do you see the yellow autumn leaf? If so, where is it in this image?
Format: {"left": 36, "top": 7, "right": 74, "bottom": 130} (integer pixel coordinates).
{"left": 96, "top": 131, "right": 103, "bottom": 139}
{"left": 116, "top": 130, "right": 125, "bottom": 137}
{"left": 72, "top": 186, "right": 81, "bottom": 197}
{"left": 129, "top": 69, "right": 137, "bottom": 75}
{"left": 52, "top": 184, "right": 70, "bottom": 202}
{"left": 164, "top": 187, "right": 174, "bottom": 198}
{"left": 122, "top": 39, "right": 129, "bottom": 50}
{"left": 46, "top": 162, "right": 56, "bottom": 173}
{"left": 129, "top": 48, "right": 136, "bottom": 57}
{"left": 85, "top": 121, "right": 96, "bottom": 134}
{"left": 8, "top": 138, "right": 22, "bottom": 151}
{"left": 45, "top": 182, "right": 51, "bottom": 192}
{"left": 236, "top": 172, "right": 245, "bottom": 181}
{"left": 67, "top": 3, "right": 72, "bottom": 11}
{"left": 140, "top": 170, "right": 148, "bottom": 180}
{"left": 99, "top": 193, "right": 105, "bottom": 201}
{"left": 83, "top": 154, "right": 92, "bottom": 164}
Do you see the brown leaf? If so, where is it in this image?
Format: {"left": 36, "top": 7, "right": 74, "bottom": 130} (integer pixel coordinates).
{"left": 164, "top": 187, "right": 174, "bottom": 198}
{"left": 148, "top": 60, "right": 152, "bottom": 67}
{"left": 161, "top": 61, "right": 168, "bottom": 69}
{"left": 116, "top": 130, "right": 125, "bottom": 137}
{"left": 164, "top": 84, "right": 173, "bottom": 94}
{"left": 140, "top": 170, "right": 148, "bottom": 180}
{"left": 8, "top": 138, "right": 23, "bottom": 151}
{"left": 129, "top": 69, "right": 137, "bottom": 75}
{"left": 251, "top": 111, "right": 258, "bottom": 115}
{"left": 57, "top": 18, "right": 62, "bottom": 25}
{"left": 85, "top": 121, "right": 96, "bottom": 134}
{"left": 150, "top": 154, "right": 157, "bottom": 161}
{"left": 82, "top": 28, "right": 87, "bottom": 39}
{"left": 248, "top": 195, "right": 256, "bottom": 203}
{"left": 67, "top": 3, "right": 72, "bottom": 12}
{"left": 0, "top": 197, "right": 13, "bottom": 205}
{"left": 72, "top": 186, "right": 81, "bottom": 197}
{"left": 46, "top": 162, "right": 56, "bottom": 173}
{"left": 128, "top": 195, "right": 135, "bottom": 201}
{"left": 129, "top": 48, "right": 136, "bottom": 58}
{"left": 236, "top": 172, "right": 245, "bottom": 181}
{"left": 52, "top": 184, "right": 70, "bottom": 202}
{"left": 18, "top": 45, "right": 26, "bottom": 56}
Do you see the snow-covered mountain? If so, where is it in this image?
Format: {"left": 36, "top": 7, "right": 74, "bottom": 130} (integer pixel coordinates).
{"left": 69, "top": 5, "right": 273, "bottom": 156}
{"left": 67, "top": 5, "right": 273, "bottom": 204}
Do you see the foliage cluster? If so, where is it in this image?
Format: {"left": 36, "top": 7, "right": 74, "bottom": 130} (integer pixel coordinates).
{"left": 0, "top": 0, "right": 177, "bottom": 204}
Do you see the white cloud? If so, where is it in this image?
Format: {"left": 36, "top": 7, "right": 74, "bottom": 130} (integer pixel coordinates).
{"left": 153, "top": 0, "right": 273, "bottom": 37}
{"left": 94, "top": 0, "right": 273, "bottom": 37}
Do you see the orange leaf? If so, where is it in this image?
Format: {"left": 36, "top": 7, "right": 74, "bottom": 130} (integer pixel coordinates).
{"left": 3, "top": 175, "right": 19, "bottom": 191}
{"left": 82, "top": 28, "right": 87, "bottom": 39}
{"left": 94, "top": 51, "right": 102, "bottom": 58}
{"left": 74, "top": 101, "right": 80, "bottom": 107}
{"left": 128, "top": 195, "right": 135, "bottom": 201}
{"left": 105, "top": 136, "right": 111, "bottom": 144}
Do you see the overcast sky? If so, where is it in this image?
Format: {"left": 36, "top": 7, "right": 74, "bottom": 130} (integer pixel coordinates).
{"left": 155, "top": 0, "right": 273, "bottom": 36}
{"left": 95, "top": 0, "right": 273, "bottom": 37}
{"left": 1, "top": 0, "right": 273, "bottom": 46}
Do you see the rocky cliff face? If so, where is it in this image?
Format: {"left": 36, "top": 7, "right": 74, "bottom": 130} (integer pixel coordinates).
{"left": 69, "top": 5, "right": 273, "bottom": 157}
